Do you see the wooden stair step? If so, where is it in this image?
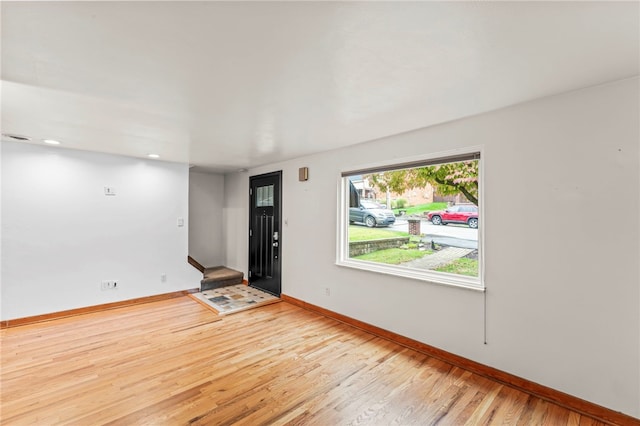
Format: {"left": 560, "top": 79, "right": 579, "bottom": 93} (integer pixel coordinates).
{"left": 200, "top": 266, "right": 244, "bottom": 291}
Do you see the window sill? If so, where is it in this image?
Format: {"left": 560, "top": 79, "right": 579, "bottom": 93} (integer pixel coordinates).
{"left": 336, "top": 258, "right": 485, "bottom": 292}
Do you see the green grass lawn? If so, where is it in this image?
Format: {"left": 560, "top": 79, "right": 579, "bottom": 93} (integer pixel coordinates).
{"left": 393, "top": 202, "right": 448, "bottom": 216}
{"left": 348, "top": 226, "right": 409, "bottom": 242}
{"left": 353, "top": 248, "right": 432, "bottom": 264}
{"left": 434, "top": 258, "right": 478, "bottom": 277}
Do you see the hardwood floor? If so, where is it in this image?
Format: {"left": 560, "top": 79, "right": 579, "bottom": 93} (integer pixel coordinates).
{"left": 1, "top": 297, "right": 611, "bottom": 425}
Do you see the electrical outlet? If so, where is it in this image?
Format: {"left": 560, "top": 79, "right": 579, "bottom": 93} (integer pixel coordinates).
{"left": 160, "top": 274, "right": 167, "bottom": 282}
{"left": 325, "top": 287, "right": 331, "bottom": 296}
{"left": 101, "top": 280, "right": 118, "bottom": 290}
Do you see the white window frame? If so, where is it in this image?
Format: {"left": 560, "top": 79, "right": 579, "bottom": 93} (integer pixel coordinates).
{"left": 336, "top": 146, "right": 485, "bottom": 291}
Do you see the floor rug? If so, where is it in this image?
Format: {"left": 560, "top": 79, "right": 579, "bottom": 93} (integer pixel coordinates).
{"left": 191, "top": 284, "right": 280, "bottom": 315}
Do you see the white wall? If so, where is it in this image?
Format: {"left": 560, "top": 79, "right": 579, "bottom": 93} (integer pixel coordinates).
{"left": 222, "top": 170, "right": 249, "bottom": 273}
{"left": 1, "top": 142, "right": 201, "bottom": 320}
{"left": 189, "top": 171, "right": 225, "bottom": 267}
{"left": 223, "top": 77, "right": 640, "bottom": 416}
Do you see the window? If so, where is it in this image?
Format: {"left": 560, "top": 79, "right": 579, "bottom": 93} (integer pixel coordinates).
{"left": 337, "top": 149, "right": 483, "bottom": 290}
{"left": 256, "top": 184, "right": 274, "bottom": 207}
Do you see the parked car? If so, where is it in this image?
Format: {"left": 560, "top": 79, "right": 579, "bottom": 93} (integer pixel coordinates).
{"left": 426, "top": 204, "right": 478, "bottom": 228}
{"left": 350, "top": 200, "right": 396, "bottom": 228}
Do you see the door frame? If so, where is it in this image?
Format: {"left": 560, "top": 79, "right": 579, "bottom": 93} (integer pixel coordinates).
{"left": 248, "top": 170, "right": 282, "bottom": 296}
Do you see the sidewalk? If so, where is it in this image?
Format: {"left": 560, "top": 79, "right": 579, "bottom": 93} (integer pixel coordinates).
{"left": 402, "top": 246, "right": 474, "bottom": 270}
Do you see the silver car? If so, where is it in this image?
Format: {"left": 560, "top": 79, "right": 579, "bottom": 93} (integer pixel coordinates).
{"left": 349, "top": 200, "right": 396, "bottom": 227}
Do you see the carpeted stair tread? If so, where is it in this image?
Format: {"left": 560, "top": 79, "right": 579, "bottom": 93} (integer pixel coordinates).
{"left": 200, "top": 266, "right": 244, "bottom": 291}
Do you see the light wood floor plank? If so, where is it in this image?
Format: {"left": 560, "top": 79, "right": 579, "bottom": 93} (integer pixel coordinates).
{"left": 0, "top": 296, "right": 619, "bottom": 425}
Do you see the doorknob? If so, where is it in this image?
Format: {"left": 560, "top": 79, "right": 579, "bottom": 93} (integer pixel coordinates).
{"left": 273, "top": 241, "right": 279, "bottom": 248}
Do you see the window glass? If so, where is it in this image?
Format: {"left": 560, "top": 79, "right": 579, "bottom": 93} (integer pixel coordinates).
{"left": 256, "top": 185, "right": 274, "bottom": 207}
{"left": 338, "top": 153, "right": 482, "bottom": 290}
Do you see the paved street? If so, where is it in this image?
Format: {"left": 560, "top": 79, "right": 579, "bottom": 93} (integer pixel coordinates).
{"left": 389, "top": 217, "right": 478, "bottom": 249}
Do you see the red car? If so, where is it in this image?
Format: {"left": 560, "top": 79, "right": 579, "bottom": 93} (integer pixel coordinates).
{"left": 426, "top": 205, "right": 478, "bottom": 229}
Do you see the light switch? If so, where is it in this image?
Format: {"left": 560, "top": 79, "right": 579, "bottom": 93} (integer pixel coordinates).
{"left": 177, "top": 217, "right": 184, "bottom": 227}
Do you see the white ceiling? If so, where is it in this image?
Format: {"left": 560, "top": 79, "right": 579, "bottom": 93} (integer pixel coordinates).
{"left": 2, "top": 1, "right": 638, "bottom": 173}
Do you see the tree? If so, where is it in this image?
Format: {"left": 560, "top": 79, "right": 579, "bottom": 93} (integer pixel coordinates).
{"left": 365, "top": 160, "right": 478, "bottom": 205}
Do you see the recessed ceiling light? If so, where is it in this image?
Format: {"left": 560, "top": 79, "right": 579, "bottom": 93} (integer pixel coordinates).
{"left": 43, "top": 139, "right": 61, "bottom": 145}
{"left": 2, "top": 133, "right": 31, "bottom": 141}
{"left": 147, "top": 154, "right": 160, "bottom": 159}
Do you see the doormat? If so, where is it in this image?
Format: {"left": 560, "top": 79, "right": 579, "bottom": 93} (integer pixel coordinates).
{"left": 190, "top": 284, "right": 280, "bottom": 316}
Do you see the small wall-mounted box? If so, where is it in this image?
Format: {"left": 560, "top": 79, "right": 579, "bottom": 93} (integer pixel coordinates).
{"left": 298, "top": 167, "right": 309, "bottom": 182}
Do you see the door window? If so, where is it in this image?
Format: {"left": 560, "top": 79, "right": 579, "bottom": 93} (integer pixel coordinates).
{"left": 256, "top": 185, "right": 274, "bottom": 207}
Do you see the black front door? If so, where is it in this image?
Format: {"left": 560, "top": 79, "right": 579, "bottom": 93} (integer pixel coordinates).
{"left": 248, "top": 171, "right": 282, "bottom": 296}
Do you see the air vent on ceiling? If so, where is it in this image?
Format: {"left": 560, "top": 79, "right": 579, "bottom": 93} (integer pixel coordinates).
{"left": 2, "top": 133, "right": 32, "bottom": 141}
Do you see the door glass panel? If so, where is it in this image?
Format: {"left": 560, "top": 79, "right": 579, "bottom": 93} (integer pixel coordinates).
{"left": 256, "top": 184, "right": 274, "bottom": 207}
